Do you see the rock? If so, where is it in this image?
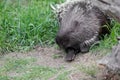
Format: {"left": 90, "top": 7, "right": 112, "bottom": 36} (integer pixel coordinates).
{"left": 98, "top": 37, "right": 120, "bottom": 80}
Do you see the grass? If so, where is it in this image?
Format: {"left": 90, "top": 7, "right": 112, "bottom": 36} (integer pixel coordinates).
{"left": 13, "top": 66, "right": 58, "bottom": 80}
{"left": 0, "top": 0, "right": 120, "bottom": 79}
{"left": 0, "top": 0, "right": 64, "bottom": 53}
{"left": 0, "top": 57, "right": 60, "bottom": 80}
{"left": 78, "top": 64, "right": 98, "bottom": 76}
{"left": 0, "top": 57, "right": 36, "bottom": 74}
{"left": 91, "top": 20, "right": 120, "bottom": 54}
{"left": 0, "top": 0, "right": 120, "bottom": 54}
{"left": 0, "top": 55, "right": 71, "bottom": 80}
{"left": 100, "top": 21, "right": 120, "bottom": 48}
{"left": 56, "top": 71, "right": 69, "bottom": 80}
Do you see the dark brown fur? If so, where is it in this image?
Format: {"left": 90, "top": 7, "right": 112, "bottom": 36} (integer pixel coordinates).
{"left": 55, "top": 2, "right": 110, "bottom": 61}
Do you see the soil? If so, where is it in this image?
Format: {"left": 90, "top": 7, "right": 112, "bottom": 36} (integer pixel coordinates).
{"left": 0, "top": 46, "right": 107, "bottom": 80}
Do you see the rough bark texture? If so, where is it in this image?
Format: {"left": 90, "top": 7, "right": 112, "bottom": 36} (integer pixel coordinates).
{"left": 65, "top": 0, "right": 120, "bottom": 22}
{"left": 93, "top": 0, "right": 120, "bottom": 22}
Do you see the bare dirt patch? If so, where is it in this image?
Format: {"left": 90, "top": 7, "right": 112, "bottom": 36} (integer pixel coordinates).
{"left": 0, "top": 46, "right": 105, "bottom": 80}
